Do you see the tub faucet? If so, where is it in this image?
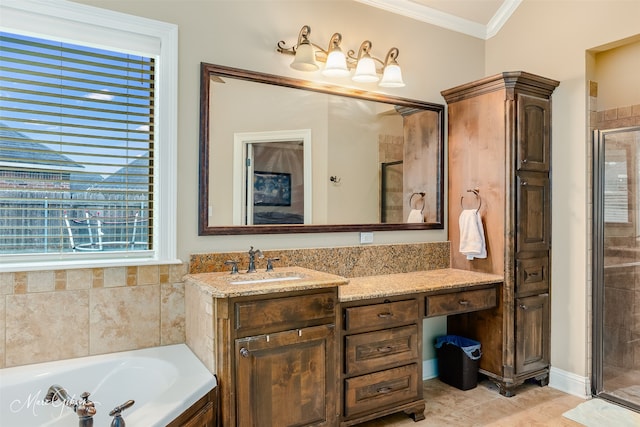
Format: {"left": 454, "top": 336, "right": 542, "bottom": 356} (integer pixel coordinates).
{"left": 247, "top": 246, "right": 263, "bottom": 273}
{"left": 44, "top": 385, "right": 96, "bottom": 427}
{"left": 109, "top": 399, "right": 135, "bottom": 427}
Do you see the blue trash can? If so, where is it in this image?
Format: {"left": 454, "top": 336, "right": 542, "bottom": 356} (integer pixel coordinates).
{"left": 434, "top": 335, "right": 482, "bottom": 390}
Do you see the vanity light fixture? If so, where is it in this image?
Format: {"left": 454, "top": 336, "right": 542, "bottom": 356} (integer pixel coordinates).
{"left": 276, "top": 25, "right": 405, "bottom": 88}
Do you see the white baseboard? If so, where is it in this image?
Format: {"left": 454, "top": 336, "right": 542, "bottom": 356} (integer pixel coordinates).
{"left": 548, "top": 366, "right": 591, "bottom": 399}
{"left": 423, "top": 358, "right": 438, "bottom": 380}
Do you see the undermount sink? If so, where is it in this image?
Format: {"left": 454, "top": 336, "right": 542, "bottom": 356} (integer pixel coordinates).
{"left": 230, "top": 275, "right": 304, "bottom": 285}
{"left": 225, "top": 271, "right": 306, "bottom": 285}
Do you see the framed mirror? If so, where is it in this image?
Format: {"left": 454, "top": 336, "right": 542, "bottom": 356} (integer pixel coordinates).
{"left": 199, "top": 63, "right": 444, "bottom": 235}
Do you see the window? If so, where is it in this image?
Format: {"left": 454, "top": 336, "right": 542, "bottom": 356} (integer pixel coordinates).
{"left": 0, "top": 0, "right": 177, "bottom": 270}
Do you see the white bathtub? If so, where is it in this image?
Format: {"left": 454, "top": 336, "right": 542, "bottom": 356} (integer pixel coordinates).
{"left": 0, "top": 344, "right": 216, "bottom": 427}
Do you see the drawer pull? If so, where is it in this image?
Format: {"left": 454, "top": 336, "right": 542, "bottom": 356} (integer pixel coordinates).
{"left": 377, "top": 312, "right": 394, "bottom": 318}
{"left": 239, "top": 347, "right": 250, "bottom": 358}
{"left": 458, "top": 300, "right": 470, "bottom": 306}
{"left": 377, "top": 346, "right": 393, "bottom": 353}
{"left": 376, "top": 387, "right": 393, "bottom": 394}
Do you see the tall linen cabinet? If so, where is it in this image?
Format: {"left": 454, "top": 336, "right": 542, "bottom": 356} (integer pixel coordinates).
{"left": 442, "top": 72, "right": 559, "bottom": 396}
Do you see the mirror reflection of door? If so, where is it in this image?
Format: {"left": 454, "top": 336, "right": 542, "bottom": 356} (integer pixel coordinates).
{"left": 232, "top": 130, "right": 312, "bottom": 225}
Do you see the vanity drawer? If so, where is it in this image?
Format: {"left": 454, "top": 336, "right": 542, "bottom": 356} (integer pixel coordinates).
{"left": 425, "top": 287, "right": 497, "bottom": 317}
{"left": 235, "top": 291, "right": 336, "bottom": 335}
{"left": 343, "top": 299, "right": 419, "bottom": 333}
{"left": 344, "top": 325, "right": 419, "bottom": 376}
{"left": 343, "top": 364, "right": 420, "bottom": 418}
{"left": 516, "top": 257, "right": 549, "bottom": 296}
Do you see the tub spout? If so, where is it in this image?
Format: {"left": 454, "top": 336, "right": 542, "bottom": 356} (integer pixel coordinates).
{"left": 44, "top": 384, "right": 71, "bottom": 404}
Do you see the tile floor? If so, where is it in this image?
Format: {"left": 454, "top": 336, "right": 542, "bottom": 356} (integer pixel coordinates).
{"left": 357, "top": 378, "right": 586, "bottom": 426}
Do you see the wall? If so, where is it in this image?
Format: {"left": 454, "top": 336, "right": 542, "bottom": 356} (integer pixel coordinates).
{"left": 485, "top": 0, "right": 640, "bottom": 380}
{"left": 594, "top": 39, "right": 640, "bottom": 111}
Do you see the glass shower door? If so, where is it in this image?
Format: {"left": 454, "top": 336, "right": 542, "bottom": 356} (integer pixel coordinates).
{"left": 593, "top": 126, "right": 640, "bottom": 411}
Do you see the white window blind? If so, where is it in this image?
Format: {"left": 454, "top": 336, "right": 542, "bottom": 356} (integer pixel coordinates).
{"left": 0, "top": 31, "right": 155, "bottom": 256}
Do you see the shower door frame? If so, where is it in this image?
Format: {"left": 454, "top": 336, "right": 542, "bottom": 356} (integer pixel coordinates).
{"left": 592, "top": 126, "right": 640, "bottom": 412}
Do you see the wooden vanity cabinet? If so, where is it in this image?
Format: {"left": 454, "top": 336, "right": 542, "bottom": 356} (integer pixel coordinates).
{"left": 214, "top": 288, "right": 339, "bottom": 427}
{"left": 442, "top": 72, "right": 559, "bottom": 396}
{"left": 339, "top": 296, "right": 425, "bottom": 426}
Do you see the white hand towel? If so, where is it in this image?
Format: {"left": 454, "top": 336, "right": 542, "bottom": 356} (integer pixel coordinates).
{"left": 459, "top": 209, "right": 487, "bottom": 260}
{"left": 407, "top": 209, "right": 424, "bottom": 223}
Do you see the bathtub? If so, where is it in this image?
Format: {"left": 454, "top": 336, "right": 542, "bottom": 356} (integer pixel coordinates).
{"left": 0, "top": 344, "right": 216, "bottom": 427}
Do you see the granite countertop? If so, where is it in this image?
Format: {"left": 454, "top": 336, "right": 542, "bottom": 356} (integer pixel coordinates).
{"left": 184, "top": 266, "right": 349, "bottom": 298}
{"left": 339, "top": 268, "right": 504, "bottom": 302}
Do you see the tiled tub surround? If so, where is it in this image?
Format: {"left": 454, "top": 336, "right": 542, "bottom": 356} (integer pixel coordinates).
{"left": 189, "top": 241, "right": 450, "bottom": 276}
{"left": 0, "top": 264, "right": 187, "bottom": 369}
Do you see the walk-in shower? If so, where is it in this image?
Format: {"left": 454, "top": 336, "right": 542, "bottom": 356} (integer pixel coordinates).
{"left": 593, "top": 125, "right": 640, "bottom": 412}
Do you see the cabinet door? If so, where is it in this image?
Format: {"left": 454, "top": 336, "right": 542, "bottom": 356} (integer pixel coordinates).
{"left": 516, "top": 172, "right": 550, "bottom": 253}
{"left": 517, "top": 94, "right": 551, "bottom": 172}
{"left": 515, "top": 293, "right": 550, "bottom": 374}
{"left": 235, "top": 324, "right": 335, "bottom": 427}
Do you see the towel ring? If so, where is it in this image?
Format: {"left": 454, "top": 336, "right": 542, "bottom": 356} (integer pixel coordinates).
{"left": 460, "top": 188, "right": 481, "bottom": 213}
{"left": 409, "top": 192, "right": 426, "bottom": 212}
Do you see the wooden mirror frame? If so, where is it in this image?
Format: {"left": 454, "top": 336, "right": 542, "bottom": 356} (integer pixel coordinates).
{"left": 198, "top": 63, "right": 444, "bottom": 235}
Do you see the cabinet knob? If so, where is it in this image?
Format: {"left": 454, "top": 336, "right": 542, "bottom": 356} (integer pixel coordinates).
{"left": 521, "top": 181, "right": 528, "bottom": 186}
{"left": 523, "top": 158, "right": 528, "bottom": 163}
{"left": 239, "top": 347, "right": 250, "bottom": 358}
{"left": 519, "top": 304, "right": 528, "bottom": 310}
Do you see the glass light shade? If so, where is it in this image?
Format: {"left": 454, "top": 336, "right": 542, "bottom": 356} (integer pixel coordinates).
{"left": 290, "top": 42, "right": 319, "bottom": 71}
{"left": 322, "top": 49, "right": 349, "bottom": 77}
{"left": 352, "top": 55, "right": 379, "bottom": 83}
{"left": 379, "top": 64, "right": 405, "bottom": 87}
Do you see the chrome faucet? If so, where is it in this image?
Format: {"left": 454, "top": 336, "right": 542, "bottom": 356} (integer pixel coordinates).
{"left": 247, "top": 246, "right": 263, "bottom": 273}
{"left": 44, "top": 385, "right": 96, "bottom": 427}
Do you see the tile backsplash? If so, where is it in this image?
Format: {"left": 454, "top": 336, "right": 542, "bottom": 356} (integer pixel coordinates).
{"left": 189, "top": 242, "right": 450, "bottom": 278}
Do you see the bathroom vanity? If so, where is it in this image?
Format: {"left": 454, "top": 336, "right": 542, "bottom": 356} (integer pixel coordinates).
{"left": 185, "top": 265, "right": 502, "bottom": 426}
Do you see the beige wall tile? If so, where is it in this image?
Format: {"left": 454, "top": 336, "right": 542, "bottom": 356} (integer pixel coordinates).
{"left": 169, "top": 263, "right": 187, "bottom": 283}
{"left": 103, "top": 267, "right": 126, "bottom": 288}
{"left": 66, "top": 268, "right": 93, "bottom": 290}
{"left": 161, "top": 282, "right": 185, "bottom": 345}
{"left": 0, "top": 273, "right": 13, "bottom": 295}
{"left": 27, "top": 271, "right": 54, "bottom": 293}
{"left": 89, "top": 285, "right": 160, "bottom": 355}
{"left": 137, "top": 265, "right": 159, "bottom": 285}
{"left": 185, "top": 284, "right": 215, "bottom": 373}
{"left": 5, "top": 291, "right": 89, "bottom": 366}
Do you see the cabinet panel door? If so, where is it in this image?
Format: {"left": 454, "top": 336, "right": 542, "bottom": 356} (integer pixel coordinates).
{"left": 517, "top": 94, "right": 551, "bottom": 172}
{"left": 235, "top": 324, "right": 335, "bottom": 427}
{"left": 515, "top": 294, "right": 550, "bottom": 374}
{"left": 516, "top": 172, "right": 550, "bottom": 252}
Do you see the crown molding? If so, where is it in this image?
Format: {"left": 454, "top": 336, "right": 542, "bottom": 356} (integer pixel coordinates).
{"left": 354, "top": 0, "right": 522, "bottom": 40}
